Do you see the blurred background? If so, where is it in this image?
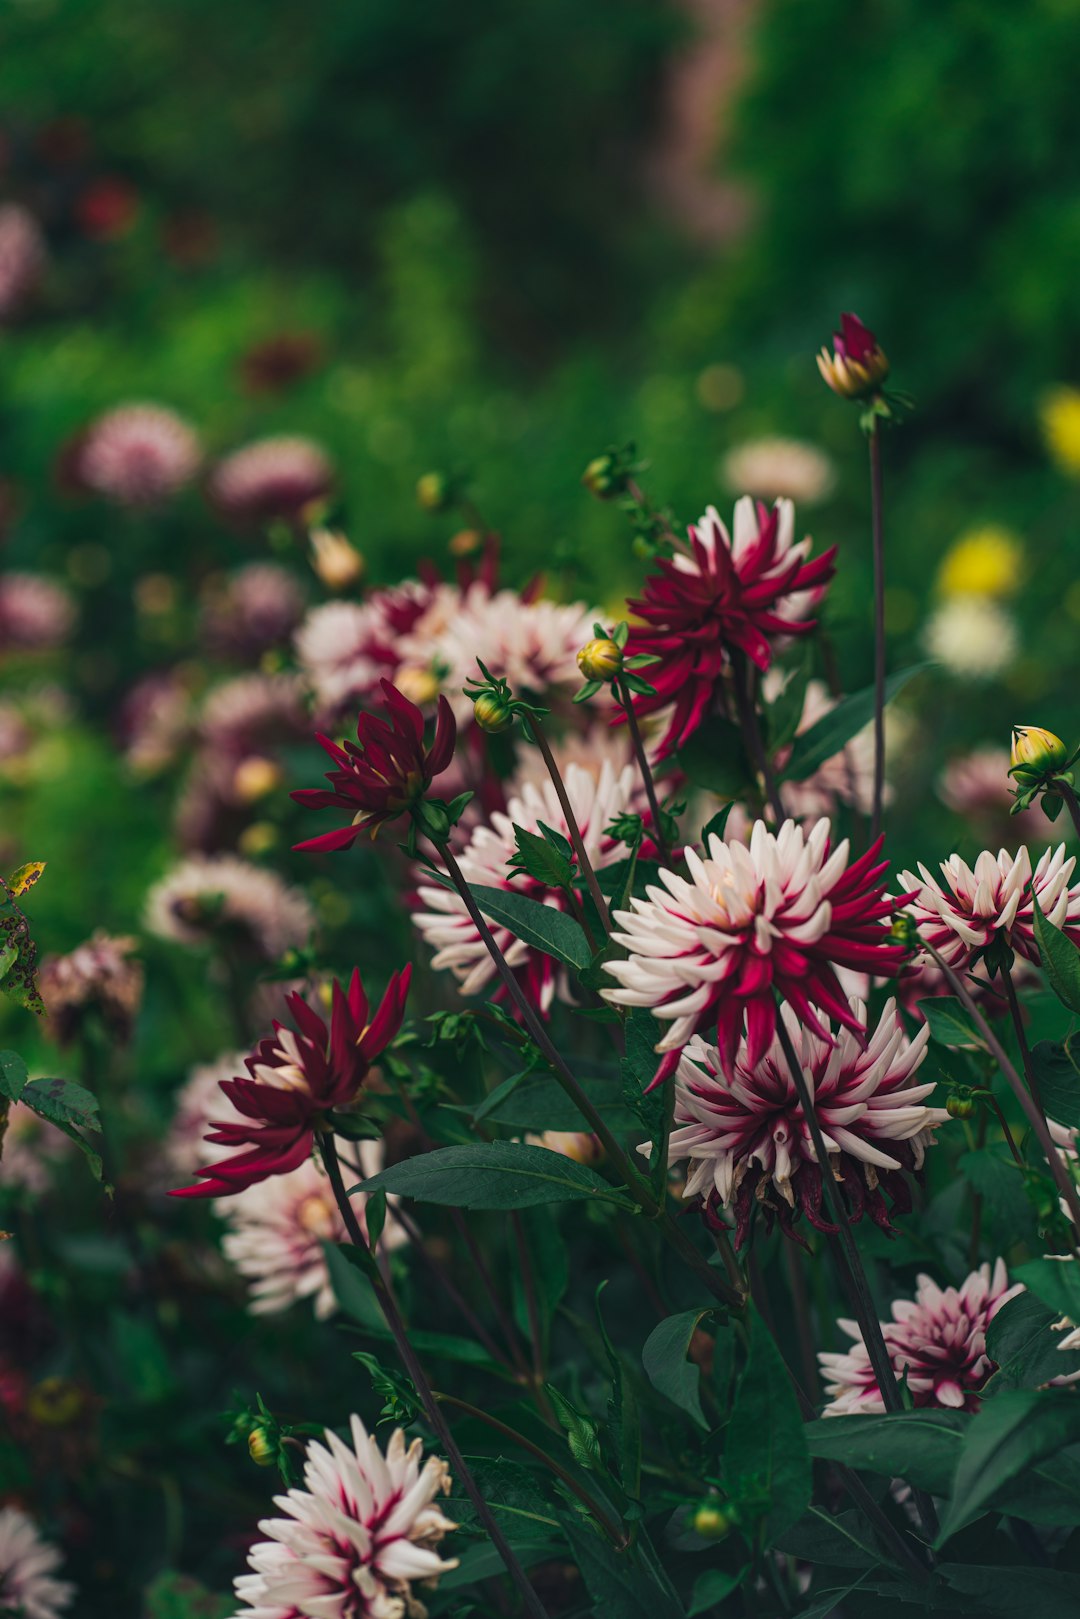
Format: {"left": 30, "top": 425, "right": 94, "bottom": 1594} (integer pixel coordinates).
{"left": 3, "top": 1, "right": 1080, "bottom": 1603}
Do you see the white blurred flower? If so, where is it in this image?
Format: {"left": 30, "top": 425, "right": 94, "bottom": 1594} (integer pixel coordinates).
{"left": 422, "top": 587, "right": 597, "bottom": 721}
{"left": 923, "top": 595, "right": 1017, "bottom": 679}
{"left": 145, "top": 855, "right": 314, "bottom": 960}
{"left": 720, "top": 437, "right": 836, "bottom": 506}
{"left": 0, "top": 1507, "right": 73, "bottom": 1619}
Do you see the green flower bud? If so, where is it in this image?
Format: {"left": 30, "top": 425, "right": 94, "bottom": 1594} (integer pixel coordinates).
{"left": 416, "top": 472, "right": 452, "bottom": 513}
{"left": 248, "top": 1427, "right": 276, "bottom": 1467}
{"left": 946, "top": 1092, "right": 976, "bottom": 1121}
{"left": 473, "top": 692, "right": 515, "bottom": 734}
{"left": 1011, "top": 725, "right": 1069, "bottom": 775}
{"left": 581, "top": 454, "right": 627, "bottom": 500}
{"left": 692, "top": 1503, "right": 732, "bottom": 1541}
{"left": 577, "top": 637, "right": 623, "bottom": 684}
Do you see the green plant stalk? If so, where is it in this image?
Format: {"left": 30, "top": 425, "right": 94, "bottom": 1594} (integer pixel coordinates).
{"left": 530, "top": 716, "right": 612, "bottom": 933}
{"left": 322, "top": 1132, "right": 552, "bottom": 1619}
{"left": 730, "top": 649, "right": 786, "bottom": 825}
{"left": 428, "top": 836, "right": 745, "bottom": 1312}
{"left": 868, "top": 423, "right": 887, "bottom": 840}
{"left": 1054, "top": 779, "right": 1080, "bottom": 843}
{"left": 922, "top": 940, "right": 1080, "bottom": 1243}
{"left": 1000, "top": 957, "right": 1044, "bottom": 1110}
{"left": 614, "top": 676, "right": 671, "bottom": 866}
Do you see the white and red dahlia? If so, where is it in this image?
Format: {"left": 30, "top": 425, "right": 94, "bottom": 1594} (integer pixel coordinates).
{"left": 653, "top": 1000, "right": 942, "bottom": 1244}
{"left": 145, "top": 854, "right": 315, "bottom": 962}
{"left": 898, "top": 843, "right": 1080, "bottom": 973}
{"left": 819, "top": 1260, "right": 1019, "bottom": 1415}
{"left": 624, "top": 497, "right": 835, "bottom": 757}
{"left": 233, "top": 1415, "right": 457, "bottom": 1619}
{"left": 604, "top": 817, "right": 905, "bottom": 1084}
{"left": 415, "top": 760, "right": 636, "bottom": 1015}
{"left": 294, "top": 581, "right": 441, "bottom": 718}
{"left": 0, "top": 1506, "right": 73, "bottom": 1619}
{"left": 216, "top": 1143, "right": 403, "bottom": 1320}
{"left": 74, "top": 403, "right": 201, "bottom": 506}
{"left": 208, "top": 434, "right": 334, "bottom": 524}
{"left": 421, "top": 588, "right": 598, "bottom": 723}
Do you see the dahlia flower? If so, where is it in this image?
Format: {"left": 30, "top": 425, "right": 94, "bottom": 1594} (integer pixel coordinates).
{"left": 817, "top": 313, "right": 889, "bottom": 401}
{"left": 199, "top": 563, "right": 306, "bottom": 660}
{"left": 295, "top": 597, "right": 412, "bottom": 716}
{"left": 820, "top": 1260, "right": 1019, "bottom": 1415}
{"left": 0, "top": 1507, "right": 73, "bottom": 1619}
{"left": 898, "top": 843, "right": 1080, "bottom": 973}
{"left": 938, "top": 747, "right": 1051, "bottom": 843}
{"left": 146, "top": 855, "right": 315, "bottom": 962}
{"left": 604, "top": 817, "right": 905, "bottom": 1083}
{"left": 923, "top": 595, "right": 1017, "bottom": 679}
{"left": 415, "top": 760, "right": 636, "bottom": 1014}
{"left": 0, "top": 574, "right": 76, "bottom": 653}
{"left": 73, "top": 403, "right": 200, "bottom": 506}
{"left": 936, "top": 526, "right": 1022, "bottom": 600}
{"left": 39, "top": 932, "right": 143, "bottom": 1049}
{"left": 0, "top": 205, "right": 47, "bottom": 320}
{"left": 119, "top": 670, "right": 194, "bottom": 776}
{"left": 216, "top": 1143, "right": 404, "bottom": 1319}
{"left": 172, "top": 966, "right": 410, "bottom": 1198}
{"left": 162, "top": 1051, "right": 247, "bottom": 1183}
{"left": 199, "top": 673, "right": 307, "bottom": 758}
{"left": 208, "top": 435, "right": 333, "bottom": 524}
{"left": 624, "top": 498, "right": 835, "bottom": 757}
{"left": 233, "top": 1415, "right": 456, "bottom": 1619}
{"left": 655, "top": 999, "right": 942, "bottom": 1244}
{"left": 293, "top": 681, "right": 456, "bottom": 851}
{"left": 525, "top": 1130, "right": 604, "bottom": 1165}
{"left": 720, "top": 438, "right": 836, "bottom": 507}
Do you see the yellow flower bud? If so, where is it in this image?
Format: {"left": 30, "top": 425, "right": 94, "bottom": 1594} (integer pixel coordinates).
{"left": 581, "top": 454, "right": 626, "bottom": 500}
{"left": 394, "top": 665, "right": 441, "bottom": 707}
{"left": 309, "top": 528, "right": 364, "bottom": 591}
{"left": 1011, "top": 725, "right": 1069, "bottom": 774}
{"left": 692, "top": 1503, "right": 732, "bottom": 1541}
{"left": 248, "top": 1427, "right": 276, "bottom": 1467}
{"left": 416, "top": 472, "right": 452, "bottom": 513}
{"left": 233, "top": 755, "right": 284, "bottom": 803}
{"left": 946, "top": 1093, "right": 977, "bottom": 1121}
{"left": 473, "top": 692, "right": 515, "bottom": 734}
{"left": 576, "top": 637, "right": 623, "bottom": 684}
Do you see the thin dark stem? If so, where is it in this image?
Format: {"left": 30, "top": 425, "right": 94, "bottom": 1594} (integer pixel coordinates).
{"left": 385, "top": 1202, "right": 516, "bottom": 1375}
{"left": 322, "top": 1134, "right": 551, "bottom": 1619}
{"left": 433, "top": 1392, "right": 626, "bottom": 1547}
{"left": 428, "top": 839, "right": 745, "bottom": 1312}
{"left": 1001, "top": 960, "right": 1044, "bottom": 1110}
{"left": 731, "top": 652, "right": 786, "bottom": 825}
{"left": 922, "top": 941, "right": 1080, "bottom": 1243}
{"left": 968, "top": 1109, "right": 988, "bottom": 1269}
{"left": 531, "top": 718, "right": 611, "bottom": 933}
{"left": 510, "top": 1213, "right": 554, "bottom": 1422}
{"left": 783, "top": 1240, "right": 820, "bottom": 1396}
{"left": 868, "top": 425, "right": 887, "bottom": 841}
{"left": 625, "top": 477, "right": 685, "bottom": 554}
{"left": 1057, "top": 781, "right": 1080, "bottom": 843}
{"left": 616, "top": 678, "right": 671, "bottom": 865}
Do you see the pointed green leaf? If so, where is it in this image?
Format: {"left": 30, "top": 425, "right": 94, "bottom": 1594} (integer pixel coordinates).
{"left": 641, "top": 1308, "right": 711, "bottom": 1429}
{"left": 356, "top": 1142, "right": 635, "bottom": 1211}
{"left": 782, "top": 664, "right": 930, "bottom": 783}
{"left": 467, "top": 883, "right": 591, "bottom": 970}
{"left": 1032, "top": 892, "right": 1080, "bottom": 1014}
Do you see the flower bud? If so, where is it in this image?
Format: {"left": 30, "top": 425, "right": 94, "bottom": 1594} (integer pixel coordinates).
{"left": 473, "top": 691, "right": 515, "bottom": 735}
{"left": 394, "top": 665, "right": 441, "bottom": 708}
{"left": 946, "top": 1091, "right": 976, "bottom": 1121}
{"left": 416, "top": 472, "right": 452, "bottom": 513}
{"left": 581, "top": 453, "right": 627, "bottom": 500}
{"left": 1011, "top": 725, "right": 1069, "bottom": 775}
{"left": 310, "top": 528, "right": 364, "bottom": 591}
{"left": 233, "top": 755, "right": 284, "bottom": 803}
{"left": 692, "top": 1503, "right": 732, "bottom": 1541}
{"left": 577, "top": 637, "right": 623, "bottom": 684}
{"left": 817, "top": 313, "right": 889, "bottom": 401}
{"left": 889, "top": 912, "right": 920, "bottom": 951}
{"left": 248, "top": 1427, "right": 276, "bottom": 1467}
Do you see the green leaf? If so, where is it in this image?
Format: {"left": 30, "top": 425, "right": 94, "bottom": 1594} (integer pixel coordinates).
{"left": 467, "top": 883, "right": 591, "bottom": 970}
{"left": 481, "top": 1072, "right": 635, "bottom": 1133}
{"left": 939, "top": 1564, "right": 1080, "bottom": 1618}
{"left": 0, "top": 1050, "right": 27, "bottom": 1104}
{"left": 957, "top": 1147, "right": 1039, "bottom": 1248}
{"left": 935, "top": 1388, "right": 1080, "bottom": 1543}
{"left": 444, "top": 1457, "right": 560, "bottom": 1543}
{"left": 698, "top": 803, "right": 734, "bottom": 848}
{"left": 762, "top": 649, "right": 812, "bottom": 755}
{"left": 547, "top": 1385, "right": 605, "bottom": 1472}
{"left": 596, "top": 1281, "right": 641, "bottom": 1500}
{"left": 687, "top": 1568, "right": 746, "bottom": 1615}
{"left": 782, "top": 664, "right": 930, "bottom": 782}
{"left": 1014, "top": 1255, "right": 1080, "bottom": 1320}
{"left": 777, "top": 1505, "right": 901, "bottom": 1570}
{"left": 356, "top": 1142, "right": 635, "bottom": 1211}
{"left": 805, "top": 1410, "right": 968, "bottom": 1496}
{"left": 984, "top": 1290, "right": 1080, "bottom": 1392}
{"left": 561, "top": 1521, "right": 686, "bottom": 1619}
{"left": 1030, "top": 1035, "right": 1080, "bottom": 1128}
{"left": 20, "top": 1076, "right": 104, "bottom": 1182}
{"left": 726, "top": 1305, "right": 811, "bottom": 1538}
{"left": 641, "top": 1308, "right": 711, "bottom": 1429}
{"left": 675, "top": 715, "right": 751, "bottom": 797}
{"left": 1032, "top": 892, "right": 1080, "bottom": 1014}
{"left": 916, "top": 997, "right": 987, "bottom": 1050}
{"left": 507, "top": 823, "right": 576, "bottom": 890}
{"left": 511, "top": 1205, "right": 569, "bottom": 1357}
{"left": 793, "top": 1575, "right": 875, "bottom": 1619}
{"left": 143, "top": 1572, "right": 233, "bottom": 1619}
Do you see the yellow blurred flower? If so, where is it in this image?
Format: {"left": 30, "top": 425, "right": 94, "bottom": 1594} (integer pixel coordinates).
{"left": 936, "top": 526, "right": 1022, "bottom": 599}
{"left": 1040, "top": 385, "right": 1080, "bottom": 476}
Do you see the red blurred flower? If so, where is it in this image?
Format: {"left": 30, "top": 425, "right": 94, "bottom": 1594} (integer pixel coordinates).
{"left": 292, "top": 680, "right": 456, "bottom": 852}
{"left": 624, "top": 497, "right": 835, "bottom": 758}
{"left": 817, "top": 313, "right": 890, "bottom": 400}
{"left": 76, "top": 177, "right": 140, "bottom": 240}
{"left": 171, "top": 966, "right": 411, "bottom": 1199}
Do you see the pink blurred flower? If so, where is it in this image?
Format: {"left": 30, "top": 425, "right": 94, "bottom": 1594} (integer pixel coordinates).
{"left": 657, "top": 999, "right": 943, "bottom": 1245}
{"left": 199, "top": 564, "right": 306, "bottom": 660}
{"left": 820, "top": 1260, "right": 1019, "bottom": 1415}
{"left": 0, "top": 205, "right": 47, "bottom": 320}
{"left": 145, "top": 855, "right": 314, "bottom": 961}
{"left": 208, "top": 435, "right": 333, "bottom": 524}
{"left": 39, "top": 932, "right": 143, "bottom": 1049}
{"left": 72, "top": 404, "right": 200, "bottom": 506}
{"left": 938, "top": 746, "right": 1055, "bottom": 844}
{"left": 0, "top": 574, "right": 75, "bottom": 653}
{"left": 0, "top": 1507, "right": 73, "bottom": 1619}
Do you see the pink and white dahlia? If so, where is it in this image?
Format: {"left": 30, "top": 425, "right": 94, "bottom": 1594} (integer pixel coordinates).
{"left": 294, "top": 581, "right": 440, "bottom": 718}
{"left": 200, "top": 564, "right": 306, "bottom": 660}
{"left": 604, "top": 818, "right": 905, "bottom": 1084}
{"left": 898, "top": 843, "right": 1080, "bottom": 973}
{"left": 415, "top": 760, "right": 636, "bottom": 1015}
{"left": 421, "top": 587, "right": 598, "bottom": 723}
{"left": 0, "top": 1507, "right": 73, "bottom": 1619}
{"left": 938, "top": 747, "right": 1055, "bottom": 844}
{"left": 0, "top": 574, "right": 75, "bottom": 653}
{"left": 216, "top": 1144, "right": 404, "bottom": 1319}
{"left": 208, "top": 435, "right": 334, "bottom": 524}
{"left": 233, "top": 1414, "right": 457, "bottom": 1619}
{"left": 39, "top": 931, "right": 143, "bottom": 1049}
{"left": 655, "top": 1000, "right": 942, "bottom": 1244}
{"left": 74, "top": 403, "right": 200, "bottom": 506}
{"left": 145, "top": 855, "right": 315, "bottom": 962}
{"left": 624, "top": 498, "right": 836, "bottom": 757}
{"left": 820, "top": 1260, "right": 1019, "bottom": 1415}
{"left": 162, "top": 1051, "right": 247, "bottom": 1183}
{"left": 0, "top": 205, "right": 47, "bottom": 320}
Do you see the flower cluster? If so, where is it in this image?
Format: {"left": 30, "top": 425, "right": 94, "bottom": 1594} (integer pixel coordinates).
{"left": 657, "top": 1000, "right": 943, "bottom": 1245}
{"left": 70, "top": 403, "right": 201, "bottom": 507}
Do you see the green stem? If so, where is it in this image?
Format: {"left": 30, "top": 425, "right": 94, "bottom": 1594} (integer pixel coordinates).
{"left": 1000, "top": 959, "right": 1044, "bottom": 1110}
{"left": 615, "top": 677, "right": 671, "bottom": 865}
{"left": 868, "top": 423, "right": 887, "bottom": 841}
{"left": 322, "top": 1133, "right": 551, "bottom": 1619}
{"left": 531, "top": 717, "right": 612, "bottom": 934}
{"left": 730, "top": 651, "right": 785, "bottom": 825}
